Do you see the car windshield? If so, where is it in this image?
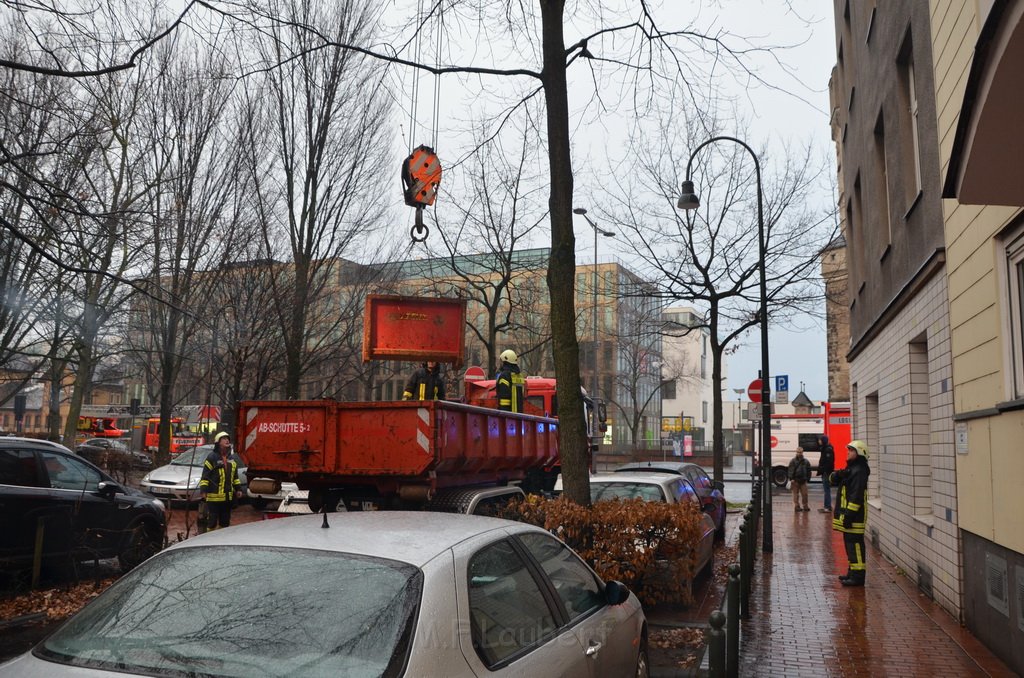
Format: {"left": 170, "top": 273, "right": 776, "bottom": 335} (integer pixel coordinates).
{"left": 36, "top": 545, "right": 422, "bottom": 678}
{"left": 590, "top": 481, "right": 666, "bottom": 502}
{"left": 170, "top": 446, "right": 213, "bottom": 466}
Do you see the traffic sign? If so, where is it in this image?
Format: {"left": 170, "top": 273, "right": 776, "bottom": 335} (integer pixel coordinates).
{"left": 748, "top": 402, "right": 762, "bottom": 421}
{"left": 747, "top": 379, "right": 763, "bottom": 403}
{"left": 464, "top": 366, "right": 486, "bottom": 381}
{"left": 775, "top": 374, "right": 789, "bottom": 405}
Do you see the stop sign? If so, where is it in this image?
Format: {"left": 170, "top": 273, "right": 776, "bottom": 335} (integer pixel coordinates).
{"left": 747, "top": 379, "right": 763, "bottom": 402}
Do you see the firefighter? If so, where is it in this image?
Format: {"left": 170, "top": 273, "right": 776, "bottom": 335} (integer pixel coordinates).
{"left": 495, "top": 349, "right": 525, "bottom": 413}
{"left": 402, "top": 361, "right": 445, "bottom": 401}
{"left": 831, "top": 440, "right": 871, "bottom": 586}
{"left": 199, "top": 431, "right": 243, "bottom": 532}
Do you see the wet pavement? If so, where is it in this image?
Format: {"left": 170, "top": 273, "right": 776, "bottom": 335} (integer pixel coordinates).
{"left": 732, "top": 483, "right": 1017, "bottom": 677}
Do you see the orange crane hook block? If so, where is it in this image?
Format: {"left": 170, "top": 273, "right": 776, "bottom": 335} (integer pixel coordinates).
{"left": 401, "top": 145, "right": 442, "bottom": 207}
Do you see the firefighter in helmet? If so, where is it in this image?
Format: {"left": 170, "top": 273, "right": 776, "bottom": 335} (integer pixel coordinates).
{"left": 495, "top": 349, "right": 525, "bottom": 413}
{"left": 831, "top": 439, "right": 871, "bottom": 586}
{"left": 402, "top": 361, "right": 445, "bottom": 401}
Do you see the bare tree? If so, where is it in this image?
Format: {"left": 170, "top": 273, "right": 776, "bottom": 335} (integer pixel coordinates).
{"left": 428, "top": 122, "right": 549, "bottom": 376}
{"left": 125, "top": 42, "right": 242, "bottom": 463}
{"left": 242, "top": 0, "right": 395, "bottom": 400}
{"left": 608, "top": 110, "right": 837, "bottom": 483}
{"left": 607, "top": 291, "right": 664, "bottom": 449}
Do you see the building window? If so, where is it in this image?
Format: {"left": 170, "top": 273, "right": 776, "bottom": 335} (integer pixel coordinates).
{"left": 898, "top": 33, "right": 923, "bottom": 209}
{"left": 661, "top": 380, "right": 676, "bottom": 400}
{"left": 702, "top": 400, "right": 708, "bottom": 424}
{"left": 873, "top": 112, "right": 892, "bottom": 256}
{"left": 1004, "top": 225, "right": 1024, "bottom": 398}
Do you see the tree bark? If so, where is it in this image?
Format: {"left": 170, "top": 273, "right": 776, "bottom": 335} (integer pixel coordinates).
{"left": 540, "top": 0, "right": 589, "bottom": 505}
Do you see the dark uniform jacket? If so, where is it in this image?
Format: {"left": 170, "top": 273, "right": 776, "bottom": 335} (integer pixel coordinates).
{"left": 817, "top": 436, "right": 835, "bottom": 477}
{"left": 831, "top": 454, "right": 870, "bottom": 534}
{"left": 403, "top": 364, "right": 445, "bottom": 401}
{"left": 495, "top": 363, "right": 525, "bottom": 413}
{"left": 199, "top": 451, "right": 241, "bottom": 503}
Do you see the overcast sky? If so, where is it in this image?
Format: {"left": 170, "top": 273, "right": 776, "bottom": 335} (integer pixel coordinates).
{"left": 385, "top": 0, "right": 839, "bottom": 402}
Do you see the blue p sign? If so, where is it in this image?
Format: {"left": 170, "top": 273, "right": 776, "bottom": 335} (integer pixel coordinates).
{"left": 775, "top": 375, "right": 789, "bottom": 393}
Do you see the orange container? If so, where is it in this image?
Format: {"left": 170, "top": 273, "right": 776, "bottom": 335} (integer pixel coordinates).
{"left": 239, "top": 399, "right": 558, "bottom": 496}
{"left": 362, "top": 295, "right": 466, "bottom": 364}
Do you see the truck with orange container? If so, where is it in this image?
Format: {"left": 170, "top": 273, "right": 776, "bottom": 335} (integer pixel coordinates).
{"left": 240, "top": 295, "right": 603, "bottom": 514}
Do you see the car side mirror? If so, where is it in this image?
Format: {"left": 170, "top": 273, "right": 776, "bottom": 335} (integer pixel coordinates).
{"left": 97, "top": 480, "right": 123, "bottom": 498}
{"left": 604, "top": 580, "right": 630, "bottom": 606}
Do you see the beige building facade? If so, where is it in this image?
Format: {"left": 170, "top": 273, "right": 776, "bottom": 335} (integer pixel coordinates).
{"left": 929, "top": 0, "right": 1024, "bottom": 671}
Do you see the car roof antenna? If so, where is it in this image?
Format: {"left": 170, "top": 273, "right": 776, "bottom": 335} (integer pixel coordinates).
{"left": 321, "top": 506, "right": 330, "bottom": 529}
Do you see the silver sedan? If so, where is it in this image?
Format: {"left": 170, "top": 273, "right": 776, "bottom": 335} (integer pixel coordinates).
{"left": 1, "top": 512, "right": 649, "bottom": 677}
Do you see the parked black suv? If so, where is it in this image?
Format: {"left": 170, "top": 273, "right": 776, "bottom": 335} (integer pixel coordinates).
{"left": 0, "top": 438, "right": 166, "bottom": 573}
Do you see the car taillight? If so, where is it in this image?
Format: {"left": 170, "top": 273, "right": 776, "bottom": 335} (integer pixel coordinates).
{"left": 263, "top": 512, "right": 294, "bottom": 520}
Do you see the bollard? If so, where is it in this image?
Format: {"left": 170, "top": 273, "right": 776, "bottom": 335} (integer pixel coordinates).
{"left": 727, "top": 563, "right": 741, "bottom": 677}
{"left": 708, "top": 610, "right": 726, "bottom": 678}
{"left": 739, "top": 520, "right": 750, "bottom": 618}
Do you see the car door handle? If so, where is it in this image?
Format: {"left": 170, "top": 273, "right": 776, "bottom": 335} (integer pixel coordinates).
{"left": 585, "top": 642, "right": 602, "bottom": 657}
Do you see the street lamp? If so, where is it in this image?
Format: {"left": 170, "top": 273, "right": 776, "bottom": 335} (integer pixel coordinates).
{"left": 572, "top": 207, "right": 615, "bottom": 450}
{"left": 677, "top": 136, "right": 773, "bottom": 552}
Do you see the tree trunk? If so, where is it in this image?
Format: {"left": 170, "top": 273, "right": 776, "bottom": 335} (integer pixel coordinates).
{"left": 540, "top": 0, "right": 589, "bottom": 506}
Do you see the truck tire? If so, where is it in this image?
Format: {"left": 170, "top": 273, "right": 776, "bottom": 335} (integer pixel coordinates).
{"left": 307, "top": 488, "right": 325, "bottom": 513}
{"left": 771, "top": 467, "right": 788, "bottom": 488}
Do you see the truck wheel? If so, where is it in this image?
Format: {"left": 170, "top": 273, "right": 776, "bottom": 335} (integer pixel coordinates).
{"left": 307, "top": 488, "right": 325, "bottom": 513}
{"left": 771, "top": 467, "right": 788, "bottom": 488}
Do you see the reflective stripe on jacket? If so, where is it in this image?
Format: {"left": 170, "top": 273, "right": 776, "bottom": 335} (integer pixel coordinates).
{"left": 199, "top": 451, "right": 241, "bottom": 503}
{"left": 496, "top": 365, "right": 525, "bottom": 413}
{"left": 831, "top": 454, "right": 870, "bottom": 534}
{"left": 402, "top": 365, "right": 445, "bottom": 401}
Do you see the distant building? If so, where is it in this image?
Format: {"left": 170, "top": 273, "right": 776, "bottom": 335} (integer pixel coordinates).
{"left": 820, "top": 236, "right": 850, "bottom": 402}
{"left": 659, "top": 306, "right": 735, "bottom": 450}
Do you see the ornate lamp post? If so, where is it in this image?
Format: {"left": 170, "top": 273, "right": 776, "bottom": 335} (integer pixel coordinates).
{"left": 677, "top": 136, "right": 773, "bottom": 552}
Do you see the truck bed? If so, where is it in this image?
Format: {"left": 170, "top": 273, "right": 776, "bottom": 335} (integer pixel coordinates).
{"left": 239, "top": 399, "right": 559, "bottom": 495}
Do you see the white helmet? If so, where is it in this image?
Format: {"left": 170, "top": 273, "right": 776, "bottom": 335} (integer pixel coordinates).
{"left": 499, "top": 349, "right": 519, "bottom": 365}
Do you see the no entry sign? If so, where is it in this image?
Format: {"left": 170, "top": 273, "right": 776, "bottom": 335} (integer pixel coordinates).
{"left": 748, "top": 379, "right": 763, "bottom": 403}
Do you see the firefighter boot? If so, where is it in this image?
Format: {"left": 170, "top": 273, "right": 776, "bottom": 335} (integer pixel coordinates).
{"left": 841, "top": 573, "right": 865, "bottom": 587}
{"left": 838, "top": 571, "right": 852, "bottom": 583}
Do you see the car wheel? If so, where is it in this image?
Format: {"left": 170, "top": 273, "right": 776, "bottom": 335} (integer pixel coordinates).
{"left": 635, "top": 636, "right": 649, "bottom": 678}
{"left": 119, "top": 522, "right": 163, "bottom": 572}
{"left": 771, "top": 466, "right": 788, "bottom": 488}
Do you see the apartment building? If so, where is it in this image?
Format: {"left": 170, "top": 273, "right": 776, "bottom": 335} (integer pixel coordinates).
{"left": 929, "top": 0, "right": 1024, "bottom": 671}
{"left": 830, "top": 0, "right": 961, "bottom": 618}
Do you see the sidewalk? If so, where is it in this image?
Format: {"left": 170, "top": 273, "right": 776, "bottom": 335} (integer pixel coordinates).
{"left": 732, "top": 484, "right": 1017, "bottom": 677}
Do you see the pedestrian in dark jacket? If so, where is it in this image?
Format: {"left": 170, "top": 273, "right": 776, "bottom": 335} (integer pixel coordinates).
{"left": 402, "top": 361, "right": 445, "bottom": 401}
{"left": 199, "top": 431, "right": 242, "bottom": 532}
{"left": 495, "top": 349, "right": 525, "bottom": 413}
{"left": 788, "top": 447, "right": 812, "bottom": 511}
{"left": 817, "top": 435, "right": 836, "bottom": 513}
{"left": 832, "top": 440, "right": 871, "bottom": 586}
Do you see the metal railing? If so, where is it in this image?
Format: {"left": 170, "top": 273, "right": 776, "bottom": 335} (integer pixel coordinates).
{"left": 708, "top": 478, "right": 762, "bottom": 677}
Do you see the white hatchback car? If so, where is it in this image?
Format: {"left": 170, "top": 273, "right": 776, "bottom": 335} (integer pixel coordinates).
{"left": 1, "top": 512, "right": 649, "bottom": 677}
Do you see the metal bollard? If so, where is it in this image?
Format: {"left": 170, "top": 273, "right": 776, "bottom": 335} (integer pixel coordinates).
{"left": 738, "top": 520, "right": 750, "bottom": 617}
{"left": 708, "top": 610, "right": 726, "bottom": 678}
{"left": 727, "top": 563, "right": 741, "bottom": 677}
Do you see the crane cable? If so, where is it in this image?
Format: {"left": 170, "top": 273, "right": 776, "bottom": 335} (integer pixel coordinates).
{"left": 404, "top": 0, "right": 443, "bottom": 244}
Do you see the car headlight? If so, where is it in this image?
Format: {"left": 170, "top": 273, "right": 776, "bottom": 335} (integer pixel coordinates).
{"left": 142, "top": 473, "right": 151, "bottom": 483}
{"left": 188, "top": 477, "right": 200, "bottom": 487}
